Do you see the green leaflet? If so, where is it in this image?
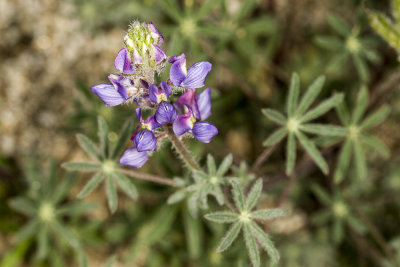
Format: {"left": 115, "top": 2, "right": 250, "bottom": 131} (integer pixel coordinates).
{"left": 205, "top": 211, "right": 239, "bottom": 223}
{"left": 243, "top": 223, "right": 260, "bottom": 267}
{"left": 76, "top": 134, "right": 102, "bottom": 161}
{"left": 105, "top": 174, "right": 118, "bottom": 213}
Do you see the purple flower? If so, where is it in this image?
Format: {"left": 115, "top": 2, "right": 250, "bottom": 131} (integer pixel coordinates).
{"left": 172, "top": 88, "right": 218, "bottom": 143}
{"left": 114, "top": 48, "right": 135, "bottom": 74}
{"left": 130, "top": 108, "right": 160, "bottom": 152}
{"left": 91, "top": 74, "right": 138, "bottom": 106}
{"left": 169, "top": 54, "right": 212, "bottom": 88}
{"left": 155, "top": 102, "right": 177, "bottom": 125}
{"left": 120, "top": 147, "right": 149, "bottom": 168}
{"left": 149, "top": 81, "right": 172, "bottom": 104}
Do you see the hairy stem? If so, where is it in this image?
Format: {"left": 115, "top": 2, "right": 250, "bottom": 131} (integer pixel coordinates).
{"left": 164, "top": 125, "right": 202, "bottom": 171}
{"left": 118, "top": 168, "right": 177, "bottom": 187}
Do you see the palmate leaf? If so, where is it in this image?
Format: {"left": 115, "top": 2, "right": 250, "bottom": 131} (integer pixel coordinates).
{"left": 353, "top": 140, "right": 367, "bottom": 179}
{"left": 14, "top": 219, "right": 39, "bottom": 243}
{"left": 360, "top": 105, "right": 390, "bottom": 130}
{"left": 62, "top": 162, "right": 101, "bottom": 172}
{"left": 245, "top": 179, "right": 263, "bottom": 211}
{"left": 287, "top": 73, "right": 300, "bottom": 117}
{"left": 167, "top": 189, "right": 187, "bottom": 205}
{"left": 216, "top": 222, "right": 242, "bottom": 252}
{"left": 111, "top": 119, "right": 133, "bottom": 159}
{"left": 263, "top": 127, "right": 287, "bottom": 146}
{"left": 361, "top": 134, "right": 390, "bottom": 158}
{"left": 77, "top": 172, "right": 104, "bottom": 199}
{"left": 207, "top": 154, "right": 217, "bottom": 176}
{"left": 231, "top": 181, "right": 245, "bottom": 212}
{"left": 315, "top": 36, "right": 343, "bottom": 50}
{"left": 352, "top": 86, "right": 368, "bottom": 124}
{"left": 334, "top": 139, "right": 352, "bottom": 184}
{"left": 249, "top": 221, "right": 280, "bottom": 264}
{"left": 368, "top": 10, "right": 400, "bottom": 53}
{"left": 286, "top": 133, "right": 296, "bottom": 175}
{"left": 205, "top": 211, "right": 239, "bottom": 223}
{"left": 76, "top": 134, "right": 102, "bottom": 161}
{"left": 295, "top": 76, "right": 325, "bottom": 116}
{"left": 300, "top": 124, "right": 347, "bottom": 137}
{"left": 250, "top": 209, "right": 287, "bottom": 220}
{"left": 217, "top": 154, "right": 233, "bottom": 177}
{"left": 243, "top": 223, "right": 260, "bottom": 267}
{"left": 105, "top": 174, "right": 118, "bottom": 213}
{"left": 36, "top": 226, "right": 49, "bottom": 260}
{"left": 262, "top": 109, "right": 286, "bottom": 125}
{"left": 113, "top": 172, "right": 138, "bottom": 200}
{"left": 8, "top": 197, "right": 37, "bottom": 216}
{"left": 328, "top": 15, "right": 351, "bottom": 36}
{"left": 295, "top": 131, "right": 328, "bottom": 174}
{"left": 51, "top": 220, "right": 80, "bottom": 249}
{"left": 97, "top": 117, "right": 109, "bottom": 158}
{"left": 299, "top": 93, "right": 343, "bottom": 123}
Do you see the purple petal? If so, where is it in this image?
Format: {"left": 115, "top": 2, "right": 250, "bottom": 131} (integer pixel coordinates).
{"left": 192, "top": 121, "right": 218, "bottom": 143}
{"left": 173, "top": 113, "right": 194, "bottom": 136}
{"left": 174, "top": 89, "right": 200, "bottom": 119}
{"left": 155, "top": 102, "right": 177, "bottom": 125}
{"left": 132, "top": 48, "right": 143, "bottom": 64}
{"left": 181, "top": 62, "right": 212, "bottom": 88}
{"left": 144, "top": 115, "right": 162, "bottom": 130}
{"left": 196, "top": 88, "right": 212, "bottom": 120}
{"left": 153, "top": 44, "right": 167, "bottom": 64}
{"left": 120, "top": 147, "right": 149, "bottom": 168}
{"left": 160, "top": 81, "right": 172, "bottom": 99}
{"left": 134, "top": 129, "right": 157, "bottom": 152}
{"left": 140, "top": 79, "right": 149, "bottom": 89}
{"left": 108, "top": 74, "right": 133, "bottom": 99}
{"left": 148, "top": 22, "right": 164, "bottom": 46}
{"left": 169, "top": 53, "right": 187, "bottom": 87}
{"left": 91, "top": 83, "right": 126, "bottom": 107}
{"left": 114, "top": 48, "right": 135, "bottom": 74}
{"left": 136, "top": 108, "right": 143, "bottom": 122}
{"left": 148, "top": 84, "right": 159, "bottom": 103}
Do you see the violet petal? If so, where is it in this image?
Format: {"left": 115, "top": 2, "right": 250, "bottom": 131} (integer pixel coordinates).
{"left": 173, "top": 113, "right": 194, "bottom": 136}
{"left": 192, "top": 121, "right": 218, "bottom": 143}
{"left": 181, "top": 62, "right": 212, "bottom": 88}
{"left": 134, "top": 129, "right": 157, "bottom": 152}
{"left": 120, "top": 147, "right": 149, "bottom": 168}
{"left": 169, "top": 53, "right": 187, "bottom": 87}
{"left": 196, "top": 88, "right": 212, "bottom": 120}
{"left": 155, "top": 102, "right": 177, "bottom": 125}
{"left": 91, "top": 83, "right": 125, "bottom": 107}
{"left": 114, "top": 48, "right": 135, "bottom": 74}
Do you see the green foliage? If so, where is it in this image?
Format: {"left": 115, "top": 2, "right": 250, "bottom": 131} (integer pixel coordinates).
{"left": 263, "top": 73, "right": 346, "bottom": 175}
{"left": 205, "top": 179, "right": 287, "bottom": 266}
{"left": 316, "top": 15, "right": 380, "bottom": 81}
{"left": 63, "top": 117, "right": 137, "bottom": 213}
{"left": 334, "top": 86, "right": 390, "bottom": 183}
{"left": 8, "top": 159, "right": 95, "bottom": 263}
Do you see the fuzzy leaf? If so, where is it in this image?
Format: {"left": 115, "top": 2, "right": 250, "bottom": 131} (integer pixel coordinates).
{"left": 36, "top": 226, "right": 48, "bottom": 259}
{"left": 300, "top": 124, "right": 348, "bottom": 137}
{"left": 114, "top": 172, "right": 138, "bottom": 200}
{"left": 361, "top": 134, "right": 390, "bottom": 158}
{"left": 62, "top": 162, "right": 101, "bottom": 172}
{"left": 336, "top": 101, "right": 351, "bottom": 126}
{"left": 328, "top": 14, "right": 351, "bottom": 36}
{"left": 296, "top": 76, "right": 325, "bottom": 116}
{"left": 76, "top": 134, "right": 102, "bottom": 161}
{"left": 216, "top": 222, "right": 242, "bottom": 252}
{"left": 8, "top": 197, "right": 36, "bottom": 216}
{"left": 249, "top": 221, "right": 280, "bottom": 264}
{"left": 217, "top": 154, "right": 233, "bottom": 177}
{"left": 167, "top": 189, "right": 187, "bottom": 204}
{"left": 15, "top": 219, "right": 38, "bottom": 243}
{"left": 56, "top": 202, "right": 96, "bottom": 216}
{"left": 353, "top": 54, "right": 368, "bottom": 81}
{"left": 207, "top": 154, "right": 217, "bottom": 176}
{"left": 105, "top": 175, "right": 118, "bottom": 213}
{"left": 296, "top": 131, "right": 329, "bottom": 174}
{"left": 311, "top": 184, "right": 332, "bottom": 206}
{"left": 77, "top": 172, "right": 104, "bottom": 198}
{"left": 287, "top": 73, "right": 300, "bottom": 117}
{"left": 250, "top": 209, "right": 287, "bottom": 220}
{"left": 51, "top": 220, "right": 80, "bottom": 248}
{"left": 315, "top": 36, "right": 343, "bottom": 50}
{"left": 300, "top": 93, "right": 343, "bottom": 122}
{"left": 334, "top": 139, "right": 352, "bottom": 184}
{"left": 352, "top": 86, "right": 368, "bottom": 124}
{"left": 353, "top": 140, "right": 367, "bottom": 179}
{"left": 360, "top": 105, "right": 390, "bottom": 130}
{"left": 262, "top": 109, "right": 286, "bottom": 125}
{"left": 231, "top": 180, "right": 245, "bottom": 212}
{"left": 98, "top": 117, "right": 109, "bottom": 158}
{"left": 286, "top": 133, "right": 296, "bottom": 175}
{"left": 111, "top": 120, "right": 132, "bottom": 159}
{"left": 158, "top": 0, "right": 181, "bottom": 22}
{"left": 368, "top": 11, "right": 400, "bottom": 52}
{"left": 196, "top": 0, "right": 221, "bottom": 20}
{"left": 243, "top": 223, "right": 260, "bottom": 267}
{"left": 245, "top": 179, "right": 263, "bottom": 211}
{"left": 263, "top": 127, "right": 288, "bottom": 146}
{"left": 205, "top": 211, "right": 239, "bottom": 223}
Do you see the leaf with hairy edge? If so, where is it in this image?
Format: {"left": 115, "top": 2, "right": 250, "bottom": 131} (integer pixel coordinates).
{"left": 230, "top": 181, "right": 245, "bottom": 212}
{"left": 352, "top": 87, "right": 368, "bottom": 124}
{"left": 353, "top": 140, "right": 367, "bottom": 179}
{"left": 167, "top": 190, "right": 187, "bottom": 205}
{"left": 245, "top": 179, "right": 263, "bottom": 211}
{"left": 76, "top": 134, "right": 102, "bottom": 161}
{"left": 334, "top": 139, "right": 352, "bottom": 184}
{"left": 300, "top": 93, "right": 343, "bottom": 123}
{"left": 315, "top": 36, "right": 343, "bottom": 50}
{"left": 249, "top": 221, "right": 280, "bottom": 264}
{"left": 62, "top": 162, "right": 101, "bottom": 172}
{"left": 361, "top": 134, "right": 390, "bottom": 158}
{"left": 105, "top": 175, "right": 118, "bottom": 213}
{"left": 113, "top": 172, "right": 138, "bottom": 200}
{"left": 36, "top": 226, "right": 48, "bottom": 259}
{"left": 243, "top": 223, "right": 260, "bottom": 267}
{"left": 216, "top": 222, "right": 242, "bottom": 252}
{"left": 336, "top": 101, "right": 350, "bottom": 126}
{"left": 250, "top": 209, "right": 287, "bottom": 220}
{"left": 8, "top": 197, "right": 36, "bottom": 216}
{"left": 360, "top": 105, "right": 390, "bottom": 130}
{"left": 286, "top": 133, "right": 296, "bottom": 175}
{"left": 51, "top": 220, "right": 80, "bottom": 248}
{"left": 263, "top": 128, "right": 287, "bottom": 146}
{"left": 97, "top": 117, "right": 109, "bottom": 158}
{"left": 296, "top": 131, "right": 328, "bottom": 174}
{"left": 296, "top": 76, "right": 325, "bottom": 116}
{"left": 287, "top": 73, "right": 300, "bottom": 117}
{"left": 111, "top": 120, "right": 133, "bottom": 159}
{"left": 205, "top": 211, "right": 239, "bottom": 223}
{"left": 217, "top": 154, "right": 233, "bottom": 177}
{"left": 328, "top": 15, "right": 351, "bottom": 36}
{"left": 262, "top": 109, "right": 286, "bottom": 125}
{"left": 15, "top": 220, "right": 38, "bottom": 243}
{"left": 77, "top": 172, "right": 104, "bottom": 198}
{"left": 300, "top": 124, "right": 347, "bottom": 137}
{"left": 207, "top": 154, "right": 217, "bottom": 176}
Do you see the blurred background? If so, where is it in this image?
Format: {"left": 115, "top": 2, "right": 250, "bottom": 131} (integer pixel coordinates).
{"left": 1, "top": 0, "right": 400, "bottom": 266}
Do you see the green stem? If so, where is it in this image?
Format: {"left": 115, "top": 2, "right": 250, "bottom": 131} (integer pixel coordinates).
{"left": 164, "top": 126, "right": 202, "bottom": 171}
{"left": 118, "top": 168, "right": 177, "bottom": 187}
